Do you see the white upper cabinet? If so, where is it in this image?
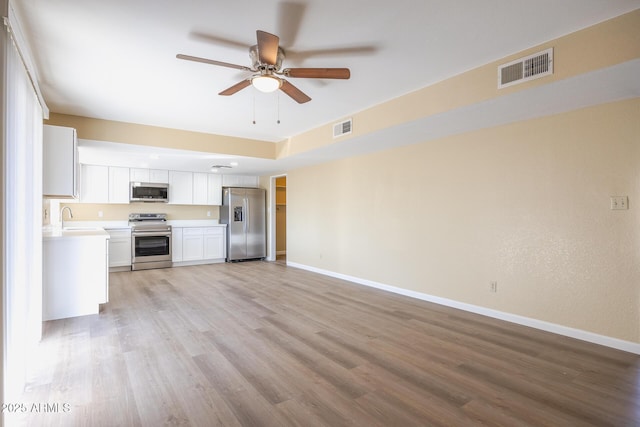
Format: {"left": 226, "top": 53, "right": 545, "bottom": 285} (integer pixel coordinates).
{"left": 129, "top": 168, "right": 149, "bottom": 182}
{"left": 192, "top": 172, "right": 208, "bottom": 205}
{"left": 79, "top": 163, "right": 254, "bottom": 205}
{"left": 130, "top": 168, "right": 169, "bottom": 184}
{"left": 81, "top": 165, "right": 130, "bottom": 204}
{"left": 168, "top": 170, "right": 193, "bottom": 205}
{"left": 80, "top": 164, "right": 109, "bottom": 203}
{"left": 222, "top": 175, "right": 259, "bottom": 188}
{"left": 108, "top": 166, "right": 130, "bottom": 204}
{"left": 43, "top": 125, "right": 79, "bottom": 198}
{"left": 149, "top": 169, "right": 169, "bottom": 183}
{"left": 207, "top": 174, "right": 222, "bottom": 205}
{"left": 192, "top": 173, "right": 222, "bottom": 206}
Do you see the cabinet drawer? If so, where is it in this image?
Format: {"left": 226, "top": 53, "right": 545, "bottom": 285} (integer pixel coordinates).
{"left": 204, "top": 227, "right": 224, "bottom": 236}
{"left": 106, "top": 229, "right": 131, "bottom": 239}
{"left": 183, "top": 227, "right": 204, "bottom": 236}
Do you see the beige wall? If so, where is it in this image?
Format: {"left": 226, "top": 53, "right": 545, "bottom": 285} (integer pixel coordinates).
{"left": 59, "top": 203, "right": 219, "bottom": 221}
{"left": 46, "top": 113, "right": 276, "bottom": 159}
{"left": 287, "top": 98, "right": 640, "bottom": 343}
{"left": 277, "top": 9, "right": 640, "bottom": 159}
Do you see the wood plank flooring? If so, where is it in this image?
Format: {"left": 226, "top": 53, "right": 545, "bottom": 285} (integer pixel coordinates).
{"left": 13, "top": 261, "right": 640, "bottom": 426}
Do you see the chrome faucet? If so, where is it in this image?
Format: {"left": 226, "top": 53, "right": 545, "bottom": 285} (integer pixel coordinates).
{"left": 60, "top": 206, "right": 73, "bottom": 229}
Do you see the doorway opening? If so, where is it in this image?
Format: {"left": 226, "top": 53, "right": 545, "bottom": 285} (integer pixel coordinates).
{"left": 268, "top": 174, "right": 287, "bottom": 262}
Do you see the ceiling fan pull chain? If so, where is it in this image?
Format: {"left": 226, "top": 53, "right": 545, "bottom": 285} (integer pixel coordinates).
{"left": 252, "top": 91, "right": 256, "bottom": 125}
{"left": 277, "top": 92, "right": 281, "bottom": 124}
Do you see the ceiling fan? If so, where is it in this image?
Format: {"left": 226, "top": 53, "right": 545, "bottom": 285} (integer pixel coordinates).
{"left": 177, "top": 30, "right": 350, "bottom": 104}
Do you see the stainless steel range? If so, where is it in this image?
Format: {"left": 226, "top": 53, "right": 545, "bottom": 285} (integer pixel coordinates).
{"left": 129, "top": 213, "right": 172, "bottom": 270}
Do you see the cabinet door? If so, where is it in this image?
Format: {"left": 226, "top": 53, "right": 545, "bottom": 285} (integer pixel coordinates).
{"left": 43, "top": 125, "right": 78, "bottom": 198}
{"left": 107, "top": 229, "right": 131, "bottom": 267}
{"left": 172, "top": 227, "right": 183, "bottom": 262}
{"left": 108, "top": 238, "right": 132, "bottom": 267}
{"left": 241, "top": 175, "right": 259, "bottom": 187}
{"left": 80, "top": 164, "right": 109, "bottom": 203}
{"left": 193, "top": 172, "right": 208, "bottom": 205}
{"left": 207, "top": 174, "right": 222, "bottom": 205}
{"left": 204, "top": 228, "right": 225, "bottom": 259}
{"left": 222, "top": 175, "right": 240, "bottom": 187}
{"left": 169, "top": 171, "right": 193, "bottom": 204}
{"left": 149, "top": 169, "right": 169, "bottom": 183}
{"left": 109, "top": 166, "right": 130, "bottom": 203}
{"left": 222, "top": 175, "right": 259, "bottom": 188}
{"left": 130, "top": 168, "right": 149, "bottom": 182}
{"left": 182, "top": 228, "right": 204, "bottom": 261}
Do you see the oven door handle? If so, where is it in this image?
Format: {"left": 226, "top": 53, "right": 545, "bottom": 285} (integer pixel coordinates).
{"left": 132, "top": 231, "right": 172, "bottom": 237}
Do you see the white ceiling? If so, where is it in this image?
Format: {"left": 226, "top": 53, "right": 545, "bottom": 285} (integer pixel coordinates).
{"left": 15, "top": 0, "right": 640, "bottom": 174}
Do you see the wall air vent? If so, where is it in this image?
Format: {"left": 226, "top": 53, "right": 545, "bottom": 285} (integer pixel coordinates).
{"left": 498, "top": 48, "right": 553, "bottom": 89}
{"left": 333, "top": 118, "right": 352, "bottom": 138}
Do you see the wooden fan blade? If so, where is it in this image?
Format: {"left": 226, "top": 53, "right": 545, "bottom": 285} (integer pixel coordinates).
{"left": 280, "top": 80, "right": 311, "bottom": 104}
{"left": 256, "top": 30, "right": 280, "bottom": 65}
{"left": 283, "top": 68, "right": 350, "bottom": 79}
{"left": 276, "top": 2, "right": 307, "bottom": 46}
{"left": 176, "top": 54, "right": 252, "bottom": 71}
{"left": 219, "top": 80, "right": 251, "bottom": 96}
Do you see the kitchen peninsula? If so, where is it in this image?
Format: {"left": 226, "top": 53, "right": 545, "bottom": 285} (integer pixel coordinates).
{"left": 42, "top": 227, "right": 109, "bottom": 320}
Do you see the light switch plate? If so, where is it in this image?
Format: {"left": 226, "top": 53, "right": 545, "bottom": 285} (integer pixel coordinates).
{"left": 610, "top": 196, "right": 628, "bottom": 210}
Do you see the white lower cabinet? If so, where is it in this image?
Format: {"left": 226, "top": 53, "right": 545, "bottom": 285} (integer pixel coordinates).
{"left": 183, "top": 228, "right": 204, "bottom": 261}
{"left": 106, "top": 228, "right": 131, "bottom": 270}
{"left": 172, "top": 226, "right": 226, "bottom": 266}
{"left": 172, "top": 227, "right": 183, "bottom": 262}
{"left": 204, "top": 227, "right": 225, "bottom": 259}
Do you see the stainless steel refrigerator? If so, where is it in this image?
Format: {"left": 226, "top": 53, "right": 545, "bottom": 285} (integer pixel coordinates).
{"left": 220, "top": 187, "right": 266, "bottom": 261}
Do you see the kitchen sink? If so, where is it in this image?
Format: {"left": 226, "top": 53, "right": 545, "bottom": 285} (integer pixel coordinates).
{"left": 62, "top": 226, "right": 104, "bottom": 231}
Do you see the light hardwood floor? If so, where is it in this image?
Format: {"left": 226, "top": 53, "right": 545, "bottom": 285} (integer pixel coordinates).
{"left": 13, "top": 261, "right": 640, "bottom": 426}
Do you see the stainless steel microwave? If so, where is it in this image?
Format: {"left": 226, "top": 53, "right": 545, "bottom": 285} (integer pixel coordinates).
{"left": 130, "top": 182, "right": 169, "bottom": 203}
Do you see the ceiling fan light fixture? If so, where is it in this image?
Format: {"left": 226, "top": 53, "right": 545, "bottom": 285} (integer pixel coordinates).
{"left": 252, "top": 75, "right": 281, "bottom": 93}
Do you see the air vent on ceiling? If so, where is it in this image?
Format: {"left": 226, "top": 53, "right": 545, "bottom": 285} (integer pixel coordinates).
{"left": 333, "top": 118, "right": 352, "bottom": 138}
{"left": 498, "top": 48, "right": 553, "bottom": 89}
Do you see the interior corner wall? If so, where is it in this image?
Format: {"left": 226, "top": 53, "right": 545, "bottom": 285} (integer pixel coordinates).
{"left": 1, "top": 0, "right": 7, "bottom": 418}
{"left": 287, "top": 97, "right": 640, "bottom": 344}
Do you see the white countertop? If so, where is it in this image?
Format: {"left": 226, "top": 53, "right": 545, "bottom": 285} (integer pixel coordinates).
{"left": 43, "top": 226, "right": 110, "bottom": 241}
{"left": 168, "top": 220, "right": 225, "bottom": 227}
{"left": 49, "top": 219, "right": 226, "bottom": 231}
{"left": 62, "top": 220, "right": 130, "bottom": 229}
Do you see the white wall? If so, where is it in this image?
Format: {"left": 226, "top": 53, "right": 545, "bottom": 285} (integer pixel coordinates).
{"left": 287, "top": 98, "right": 640, "bottom": 345}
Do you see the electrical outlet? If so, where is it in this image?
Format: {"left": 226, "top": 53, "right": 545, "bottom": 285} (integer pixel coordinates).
{"left": 207, "top": 211, "right": 211, "bottom": 217}
{"left": 490, "top": 281, "right": 498, "bottom": 293}
{"left": 610, "top": 196, "right": 628, "bottom": 210}
{"left": 98, "top": 211, "right": 103, "bottom": 218}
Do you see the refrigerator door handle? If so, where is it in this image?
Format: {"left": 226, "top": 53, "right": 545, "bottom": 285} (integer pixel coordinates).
{"left": 243, "top": 197, "right": 248, "bottom": 233}
{"left": 246, "top": 197, "right": 250, "bottom": 233}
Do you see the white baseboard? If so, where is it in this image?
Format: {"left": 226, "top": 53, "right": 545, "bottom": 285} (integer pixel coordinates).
{"left": 287, "top": 261, "right": 640, "bottom": 355}
{"left": 172, "top": 258, "right": 225, "bottom": 268}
